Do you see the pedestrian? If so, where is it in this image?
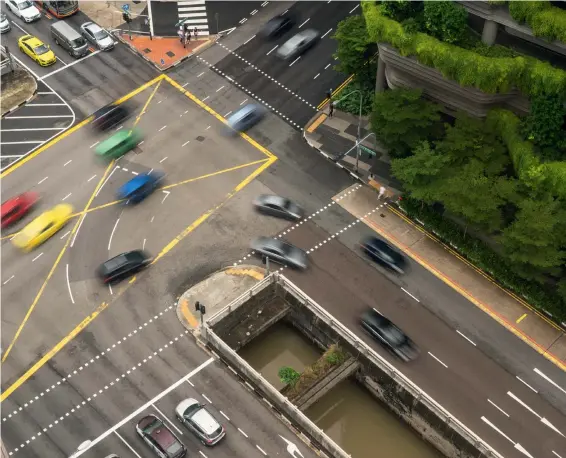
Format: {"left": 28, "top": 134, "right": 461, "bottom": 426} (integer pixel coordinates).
{"left": 328, "top": 101, "right": 334, "bottom": 117}
{"left": 378, "top": 186, "right": 387, "bottom": 200}
{"left": 193, "top": 26, "right": 198, "bottom": 40}
{"left": 326, "top": 89, "right": 332, "bottom": 100}
{"left": 178, "top": 27, "right": 184, "bottom": 44}
{"left": 186, "top": 29, "right": 191, "bottom": 46}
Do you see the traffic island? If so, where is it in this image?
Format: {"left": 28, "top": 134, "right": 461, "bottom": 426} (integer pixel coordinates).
{"left": 0, "top": 68, "right": 37, "bottom": 118}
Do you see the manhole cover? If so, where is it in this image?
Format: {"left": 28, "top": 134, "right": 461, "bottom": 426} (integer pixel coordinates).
{"left": 143, "top": 48, "right": 151, "bottom": 54}
{"left": 166, "top": 51, "right": 175, "bottom": 58}
{"left": 195, "top": 136, "right": 205, "bottom": 142}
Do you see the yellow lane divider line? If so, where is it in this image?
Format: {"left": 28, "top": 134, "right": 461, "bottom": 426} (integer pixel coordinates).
{"left": 130, "top": 77, "right": 163, "bottom": 133}
{"left": 516, "top": 314, "right": 527, "bottom": 324}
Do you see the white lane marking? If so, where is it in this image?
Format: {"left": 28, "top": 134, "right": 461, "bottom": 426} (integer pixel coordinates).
{"left": 199, "top": 451, "right": 208, "bottom": 458}
{"left": 38, "top": 50, "right": 101, "bottom": 81}
{"left": 70, "top": 214, "right": 87, "bottom": 248}
{"left": 159, "top": 125, "right": 167, "bottom": 132}
{"left": 64, "top": 159, "right": 72, "bottom": 166}
{"left": 1, "top": 303, "right": 181, "bottom": 422}
{"left": 202, "top": 96, "right": 209, "bottom": 101}
{"left": 251, "top": 9, "right": 258, "bottom": 15}
{"left": 202, "top": 394, "right": 212, "bottom": 404}
{"left": 114, "top": 431, "right": 142, "bottom": 458}
{"left": 553, "top": 451, "right": 564, "bottom": 458}
{"left": 152, "top": 405, "right": 184, "bottom": 435}
{"left": 65, "top": 264, "right": 75, "bottom": 305}
{"left": 216, "top": 85, "right": 225, "bottom": 92}
{"left": 182, "top": 140, "right": 191, "bottom": 147}
{"left": 108, "top": 217, "right": 120, "bottom": 251}
{"left": 3, "top": 275, "right": 15, "bottom": 285}
{"left": 95, "top": 166, "right": 118, "bottom": 197}
{"left": 507, "top": 392, "right": 565, "bottom": 437}
{"left": 321, "top": 28, "right": 333, "bottom": 39}
{"left": 516, "top": 376, "right": 538, "bottom": 393}
{"left": 182, "top": 82, "right": 189, "bottom": 87}
{"left": 157, "top": 100, "right": 162, "bottom": 104}
{"left": 289, "top": 56, "right": 301, "bottom": 67}
{"left": 160, "top": 157, "right": 168, "bottom": 163}
{"left": 313, "top": 73, "right": 320, "bottom": 79}
{"left": 481, "top": 416, "right": 514, "bottom": 444}
{"left": 87, "top": 174, "right": 97, "bottom": 182}
{"left": 38, "top": 176, "right": 48, "bottom": 185}
{"left": 206, "top": 125, "right": 211, "bottom": 130}
{"left": 220, "top": 410, "right": 230, "bottom": 421}
{"left": 4, "top": 115, "right": 73, "bottom": 119}
{"left": 198, "top": 71, "right": 205, "bottom": 77}
{"left": 240, "top": 98, "right": 249, "bottom": 105}
{"left": 256, "top": 445, "right": 267, "bottom": 456}
{"left": 1, "top": 127, "right": 65, "bottom": 132}
{"left": 62, "top": 193, "right": 72, "bottom": 201}
{"left": 37, "top": 92, "right": 54, "bottom": 94}
{"left": 261, "top": 1, "right": 269, "bottom": 6}
{"left": 239, "top": 17, "right": 247, "bottom": 24}
{"left": 0, "top": 141, "right": 43, "bottom": 145}
{"left": 350, "top": 4, "right": 359, "bottom": 13}
{"left": 324, "top": 63, "right": 331, "bottom": 70}
{"left": 26, "top": 103, "right": 67, "bottom": 106}
{"left": 488, "top": 399, "right": 509, "bottom": 417}
{"left": 244, "top": 34, "right": 255, "bottom": 45}
{"left": 115, "top": 125, "right": 124, "bottom": 131}
{"left": 224, "top": 111, "right": 232, "bottom": 117}
{"left": 108, "top": 283, "right": 113, "bottom": 295}
{"left": 68, "top": 359, "right": 214, "bottom": 457}
{"left": 143, "top": 238, "right": 146, "bottom": 250}
{"left": 161, "top": 191, "right": 170, "bottom": 204}
{"left": 534, "top": 368, "right": 566, "bottom": 395}
{"left": 456, "top": 330, "right": 476, "bottom": 346}
{"left": 151, "top": 216, "right": 155, "bottom": 223}
{"left": 89, "top": 141, "right": 99, "bottom": 149}
{"left": 32, "top": 253, "right": 44, "bottom": 262}
{"left": 401, "top": 287, "right": 419, "bottom": 302}
{"left": 60, "top": 230, "right": 70, "bottom": 240}
{"left": 298, "top": 18, "right": 310, "bottom": 28}
{"left": 427, "top": 352, "right": 448, "bottom": 368}
{"left": 238, "top": 428, "right": 248, "bottom": 438}
{"left": 267, "top": 45, "right": 278, "bottom": 55}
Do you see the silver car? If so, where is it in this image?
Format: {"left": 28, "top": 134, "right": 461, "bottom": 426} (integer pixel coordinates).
{"left": 80, "top": 22, "right": 114, "bottom": 51}
{"left": 250, "top": 236, "right": 308, "bottom": 270}
{"left": 175, "top": 399, "right": 225, "bottom": 446}
{"left": 226, "top": 104, "right": 265, "bottom": 133}
{"left": 253, "top": 195, "right": 304, "bottom": 221}
{"left": 1, "top": 13, "right": 11, "bottom": 33}
{"left": 276, "top": 29, "right": 319, "bottom": 60}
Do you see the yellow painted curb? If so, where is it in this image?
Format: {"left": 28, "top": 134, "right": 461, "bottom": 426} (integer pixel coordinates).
{"left": 225, "top": 267, "right": 265, "bottom": 281}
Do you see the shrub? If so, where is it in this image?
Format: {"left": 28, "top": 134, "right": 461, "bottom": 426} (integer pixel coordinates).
{"left": 509, "top": 1, "right": 566, "bottom": 43}
{"left": 278, "top": 366, "right": 300, "bottom": 386}
{"left": 423, "top": 1, "right": 468, "bottom": 44}
{"left": 381, "top": 0, "right": 423, "bottom": 22}
{"left": 332, "top": 79, "right": 374, "bottom": 116}
{"left": 333, "top": 15, "right": 376, "bottom": 78}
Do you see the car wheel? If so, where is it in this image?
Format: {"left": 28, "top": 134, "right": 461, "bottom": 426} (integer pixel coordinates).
{"left": 54, "top": 38, "right": 59, "bottom": 45}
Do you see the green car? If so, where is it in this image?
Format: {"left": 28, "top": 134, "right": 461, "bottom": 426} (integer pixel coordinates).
{"left": 95, "top": 129, "right": 142, "bottom": 160}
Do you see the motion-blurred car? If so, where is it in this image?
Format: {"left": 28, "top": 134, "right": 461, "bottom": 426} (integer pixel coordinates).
{"left": 12, "top": 204, "right": 73, "bottom": 252}
{"left": 5, "top": 0, "right": 41, "bottom": 23}
{"left": 175, "top": 398, "right": 225, "bottom": 446}
{"left": 1, "top": 191, "right": 39, "bottom": 229}
{"left": 360, "top": 308, "right": 419, "bottom": 362}
{"left": 92, "top": 103, "right": 129, "bottom": 131}
{"left": 360, "top": 236, "right": 407, "bottom": 274}
{"left": 226, "top": 104, "right": 265, "bottom": 133}
{"left": 250, "top": 236, "right": 308, "bottom": 270}
{"left": 1, "top": 12, "right": 11, "bottom": 33}
{"left": 97, "top": 250, "right": 151, "bottom": 283}
{"left": 117, "top": 171, "right": 165, "bottom": 204}
{"left": 80, "top": 22, "right": 115, "bottom": 51}
{"left": 95, "top": 129, "right": 142, "bottom": 161}
{"left": 253, "top": 195, "right": 303, "bottom": 221}
{"left": 18, "top": 35, "right": 56, "bottom": 66}
{"left": 136, "top": 414, "right": 186, "bottom": 458}
{"left": 276, "top": 29, "right": 319, "bottom": 60}
{"left": 259, "top": 14, "right": 294, "bottom": 39}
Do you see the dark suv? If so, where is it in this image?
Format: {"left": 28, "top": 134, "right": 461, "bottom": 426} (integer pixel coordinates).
{"left": 97, "top": 250, "right": 151, "bottom": 284}
{"left": 136, "top": 415, "right": 186, "bottom": 458}
{"left": 92, "top": 103, "right": 129, "bottom": 131}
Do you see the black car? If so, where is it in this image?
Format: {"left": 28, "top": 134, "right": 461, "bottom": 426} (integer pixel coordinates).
{"left": 92, "top": 103, "right": 129, "bottom": 131}
{"left": 360, "top": 236, "right": 407, "bottom": 274}
{"left": 259, "top": 14, "right": 295, "bottom": 39}
{"left": 97, "top": 250, "right": 151, "bottom": 283}
{"left": 360, "top": 308, "right": 419, "bottom": 362}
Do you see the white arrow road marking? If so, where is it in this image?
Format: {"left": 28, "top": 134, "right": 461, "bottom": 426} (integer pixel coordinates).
{"left": 279, "top": 435, "right": 304, "bottom": 458}
{"left": 162, "top": 190, "right": 170, "bottom": 204}
{"left": 507, "top": 392, "right": 565, "bottom": 437}
{"left": 481, "top": 417, "right": 535, "bottom": 458}
{"left": 514, "top": 443, "right": 535, "bottom": 458}
{"left": 534, "top": 368, "right": 566, "bottom": 395}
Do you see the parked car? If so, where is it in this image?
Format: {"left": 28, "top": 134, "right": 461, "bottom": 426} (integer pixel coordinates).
{"left": 1, "top": 12, "right": 11, "bottom": 33}
{"left": 175, "top": 398, "right": 225, "bottom": 446}
{"left": 1, "top": 191, "right": 38, "bottom": 229}
{"left": 18, "top": 35, "right": 56, "bottom": 66}
{"left": 276, "top": 29, "right": 319, "bottom": 60}
{"left": 253, "top": 195, "right": 303, "bottom": 221}
{"left": 226, "top": 104, "right": 265, "bottom": 133}
{"left": 250, "top": 236, "right": 308, "bottom": 270}
{"left": 80, "top": 22, "right": 114, "bottom": 51}
{"left": 91, "top": 103, "right": 129, "bottom": 131}
{"left": 136, "top": 415, "right": 186, "bottom": 458}
{"left": 117, "top": 171, "right": 165, "bottom": 204}
{"left": 360, "top": 308, "right": 419, "bottom": 362}
{"left": 51, "top": 20, "right": 88, "bottom": 58}
{"left": 97, "top": 250, "right": 151, "bottom": 284}
{"left": 12, "top": 204, "right": 73, "bottom": 252}
{"left": 95, "top": 129, "right": 142, "bottom": 161}
{"left": 5, "top": 0, "right": 41, "bottom": 23}
{"left": 360, "top": 236, "right": 407, "bottom": 274}
{"left": 259, "top": 14, "right": 294, "bottom": 39}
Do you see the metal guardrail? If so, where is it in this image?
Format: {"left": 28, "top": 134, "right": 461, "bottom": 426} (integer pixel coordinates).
{"left": 0, "top": 45, "right": 15, "bottom": 76}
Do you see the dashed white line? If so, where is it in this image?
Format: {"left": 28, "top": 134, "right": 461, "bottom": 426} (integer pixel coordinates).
{"left": 206, "top": 125, "right": 211, "bottom": 130}
{"left": 240, "top": 98, "right": 249, "bottom": 105}
{"left": 256, "top": 445, "right": 267, "bottom": 456}
{"left": 60, "top": 230, "right": 70, "bottom": 240}
{"left": 216, "top": 85, "right": 225, "bottom": 92}
{"left": 63, "top": 160, "right": 72, "bottom": 166}
{"left": 220, "top": 410, "right": 230, "bottom": 421}
{"left": 238, "top": 428, "right": 248, "bottom": 438}
{"left": 142, "top": 238, "right": 146, "bottom": 250}
{"left": 115, "top": 431, "right": 142, "bottom": 458}
{"left": 244, "top": 34, "right": 256, "bottom": 45}
{"left": 161, "top": 191, "right": 170, "bottom": 204}
{"left": 224, "top": 111, "right": 232, "bottom": 117}
{"left": 199, "top": 451, "right": 208, "bottom": 458}
{"left": 289, "top": 56, "right": 301, "bottom": 67}
{"left": 534, "top": 368, "right": 566, "bottom": 395}
{"left": 3, "top": 275, "right": 14, "bottom": 285}
{"left": 182, "top": 82, "right": 189, "bottom": 87}
{"left": 324, "top": 63, "right": 331, "bottom": 70}
{"left": 182, "top": 140, "right": 191, "bottom": 147}
{"left": 481, "top": 416, "right": 514, "bottom": 444}
{"left": 108, "top": 217, "right": 121, "bottom": 251}
{"left": 159, "top": 125, "right": 167, "bottom": 132}
{"left": 38, "top": 176, "right": 48, "bottom": 185}
{"left": 488, "top": 399, "right": 509, "bottom": 417}
{"left": 239, "top": 17, "right": 247, "bottom": 24}
{"left": 66, "top": 264, "right": 75, "bottom": 304}
{"left": 350, "top": 4, "right": 360, "bottom": 13}
{"left": 108, "top": 283, "right": 113, "bottom": 296}
{"left": 401, "top": 287, "right": 419, "bottom": 302}
{"left": 553, "top": 451, "right": 564, "bottom": 458}
{"left": 456, "top": 330, "right": 476, "bottom": 346}
{"left": 87, "top": 174, "right": 97, "bottom": 182}
{"left": 157, "top": 100, "right": 163, "bottom": 104}
{"left": 313, "top": 73, "right": 320, "bottom": 79}
{"left": 298, "top": 18, "right": 310, "bottom": 28}
{"left": 321, "top": 28, "right": 333, "bottom": 39}
{"left": 267, "top": 45, "right": 278, "bottom": 55}
{"left": 160, "top": 157, "right": 168, "bottom": 163}
{"left": 62, "top": 192, "right": 72, "bottom": 201}
{"left": 32, "top": 253, "right": 44, "bottom": 262}
{"left": 197, "top": 72, "right": 205, "bottom": 77}
{"left": 203, "top": 96, "right": 209, "bottom": 101}
{"left": 202, "top": 394, "right": 212, "bottom": 404}
{"left": 516, "top": 376, "right": 538, "bottom": 393}
{"left": 427, "top": 352, "right": 448, "bottom": 368}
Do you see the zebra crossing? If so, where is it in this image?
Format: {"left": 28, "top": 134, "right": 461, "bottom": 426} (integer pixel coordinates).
{"left": 177, "top": 0, "right": 210, "bottom": 36}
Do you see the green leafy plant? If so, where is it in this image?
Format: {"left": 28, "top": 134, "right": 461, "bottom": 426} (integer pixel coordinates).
{"left": 381, "top": 0, "right": 424, "bottom": 22}
{"left": 278, "top": 367, "right": 300, "bottom": 386}
{"left": 423, "top": 1, "right": 468, "bottom": 44}
{"left": 325, "top": 346, "right": 346, "bottom": 365}
{"left": 508, "top": 1, "right": 566, "bottom": 43}
{"left": 333, "top": 15, "right": 376, "bottom": 78}
{"left": 332, "top": 79, "right": 374, "bottom": 116}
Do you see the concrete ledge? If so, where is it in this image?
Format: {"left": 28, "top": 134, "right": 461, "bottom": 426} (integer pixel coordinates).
{"left": 1, "top": 69, "right": 37, "bottom": 118}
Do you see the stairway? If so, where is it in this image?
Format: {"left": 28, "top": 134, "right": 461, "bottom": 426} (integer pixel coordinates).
{"left": 177, "top": 0, "right": 210, "bottom": 36}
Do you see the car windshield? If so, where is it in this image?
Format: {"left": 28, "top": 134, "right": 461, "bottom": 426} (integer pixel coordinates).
{"left": 166, "top": 441, "right": 183, "bottom": 456}
{"left": 18, "top": 1, "right": 33, "bottom": 9}
{"left": 184, "top": 403, "right": 201, "bottom": 418}
{"left": 34, "top": 44, "right": 49, "bottom": 55}
{"left": 72, "top": 37, "right": 87, "bottom": 46}
{"left": 105, "top": 255, "right": 127, "bottom": 271}
{"left": 94, "top": 29, "right": 108, "bottom": 40}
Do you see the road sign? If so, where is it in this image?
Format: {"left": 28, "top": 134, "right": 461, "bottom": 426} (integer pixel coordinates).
{"left": 122, "top": 4, "right": 130, "bottom": 12}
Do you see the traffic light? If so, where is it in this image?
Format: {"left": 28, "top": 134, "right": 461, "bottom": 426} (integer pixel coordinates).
{"left": 123, "top": 12, "right": 132, "bottom": 23}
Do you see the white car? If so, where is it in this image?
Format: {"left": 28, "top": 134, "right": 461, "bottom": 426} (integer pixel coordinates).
{"left": 1, "top": 13, "right": 11, "bottom": 33}
{"left": 5, "top": 0, "right": 41, "bottom": 23}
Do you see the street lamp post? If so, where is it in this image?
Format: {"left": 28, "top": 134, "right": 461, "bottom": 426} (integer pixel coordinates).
{"left": 333, "top": 89, "right": 363, "bottom": 172}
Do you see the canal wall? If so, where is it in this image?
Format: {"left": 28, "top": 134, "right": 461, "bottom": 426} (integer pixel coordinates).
{"left": 204, "top": 273, "right": 503, "bottom": 458}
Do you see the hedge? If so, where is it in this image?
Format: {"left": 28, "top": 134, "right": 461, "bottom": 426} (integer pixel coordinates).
{"left": 362, "top": 2, "right": 566, "bottom": 98}
{"left": 509, "top": 1, "right": 566, "bottom": 44}
{"left": 398, "top": 196, "right": 566, "bottom": 325}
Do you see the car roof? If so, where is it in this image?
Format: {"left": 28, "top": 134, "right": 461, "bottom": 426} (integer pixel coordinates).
{"left": 229, "top": 104, "right": 258, "bottom": 121}
{"left": 96, "top": 130, "right": 132, "bottom": 151}
{"left": 258, "top": 194, "right": 286, "bottom": 206}
{"left": 26, "top": 37, "right": 44, "bottom": 47}
{"left": 119, "top": 174, "right": 152, "bottom": 195}
{"left": 284, "top": 30, "right": 316, "bottom": 47}
{"left": 102, "top": 250, "right": 143, "bottom": 272}
{"left": 192, "top": 408, "right": 220, "bottom": 435}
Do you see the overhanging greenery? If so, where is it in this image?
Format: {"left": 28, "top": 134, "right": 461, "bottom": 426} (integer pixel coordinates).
{"left": 508, "top": 1, "right": 566, "bottom": 44}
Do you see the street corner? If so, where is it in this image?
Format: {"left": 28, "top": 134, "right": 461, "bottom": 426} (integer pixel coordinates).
{"left": 0, "top": 68, "right": 37, "bottom": 118}
{"left": 176, "top": 264, "right": 266, "bottom": 331}
{"left": 512, "top": 310, "right": 566, "bottom": 359}
{"left": 305, "top": 111, "right": 328, "bottom": 135}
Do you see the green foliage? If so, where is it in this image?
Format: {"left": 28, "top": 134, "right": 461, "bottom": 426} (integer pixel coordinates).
{"left": 332, "top": 79, "right": 374, "bottom": 116}
{"left": 381, "top": 0, "right": 423, "bottom": 22}
{"left": 370, "top": 88, "right": 442, "bottom": 158}
{"left": 278, "top": 366, "right": 300, "bottom": 386}
{"left": 325, "top": 347, "right": 346, "bottom": 365}
{"left": 522, "top": 93, "right": 566, "bottom": 160}
{"left": 333, "top": 15, "right": 373, "bottom": 77}
{"left": 423, "top": 1, "right": 468, "bottom": 44}
{"left": 508, "top": 1, "right": 548, "bottom": 24}
{"left": 398, "top": 196, "right": 566, "bottom": 324}
{"left": 509, "top": 1, "right": 566, "bottom": 43}
{"left": 470, "top": 42, "right": 518, "bottom": 58}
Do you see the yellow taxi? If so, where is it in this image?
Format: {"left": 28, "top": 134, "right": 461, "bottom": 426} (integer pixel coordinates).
{"left": 18, "top": 35, "right": 56, "bottom": 67}
{"left": 12, "top": 204, "right": 73, "bottom": 252}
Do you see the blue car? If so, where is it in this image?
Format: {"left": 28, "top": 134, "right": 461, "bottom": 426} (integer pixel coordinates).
{"left": 117, "top": 172, "right": 165, "bottom": 204}
{"left": 226, "top": 104, "right": 265, "bottom": 133}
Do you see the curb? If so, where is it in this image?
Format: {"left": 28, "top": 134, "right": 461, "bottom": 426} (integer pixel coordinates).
{"left": 1, "top": 74, "right": 38, "bottom": 118}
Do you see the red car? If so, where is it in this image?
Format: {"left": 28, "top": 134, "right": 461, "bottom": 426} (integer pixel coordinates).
{"left": 1, "top": 192, "right": 39, "bottom": 229}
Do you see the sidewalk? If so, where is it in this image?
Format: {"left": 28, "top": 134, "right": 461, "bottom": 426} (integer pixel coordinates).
{"left": 305, "top": 111, "right": 566, "bottom": 372}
